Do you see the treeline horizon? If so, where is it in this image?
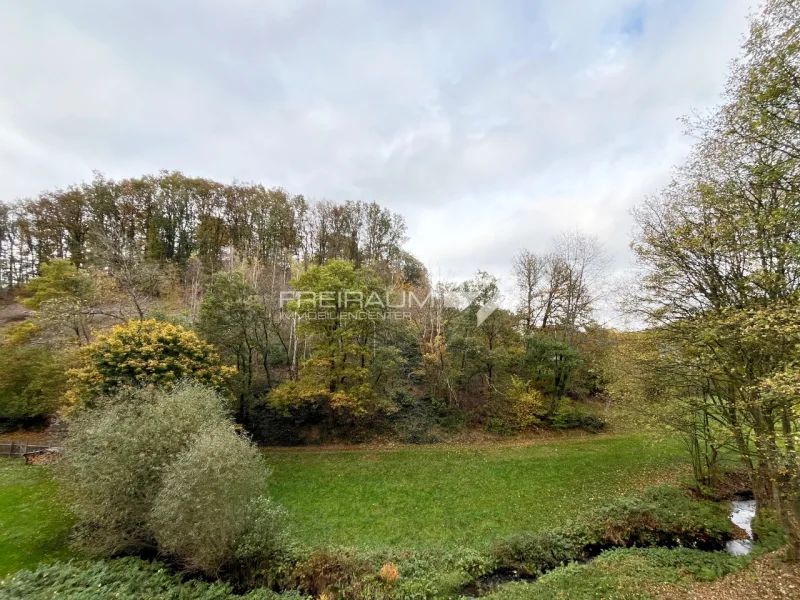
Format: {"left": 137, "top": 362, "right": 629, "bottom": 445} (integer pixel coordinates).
{"left": 0, "top": 170, "right": 421, "bottom": 290}
{"left": 0, "top": 168, "right": 613, "bottom": 449}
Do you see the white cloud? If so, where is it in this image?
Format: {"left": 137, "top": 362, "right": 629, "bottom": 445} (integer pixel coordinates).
{"left": 0, "top": 0, "right": 753, "bottom": 303}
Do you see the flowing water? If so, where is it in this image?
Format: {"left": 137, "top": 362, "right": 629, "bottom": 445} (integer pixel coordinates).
{"left": 725, "top": 499, "right": 757, "bottom": 556}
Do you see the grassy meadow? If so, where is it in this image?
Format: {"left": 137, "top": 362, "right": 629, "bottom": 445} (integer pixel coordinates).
{"left": 0, "top": 433, "right": 687, "bottom": 576}
{"left": 0, "top": 461, "right": 74, "bottom": 576}
{"left": 265, "top": 434, "right": 688, "bottom": 549}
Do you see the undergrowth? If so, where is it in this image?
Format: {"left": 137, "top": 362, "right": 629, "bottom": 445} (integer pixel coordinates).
{"left": 1, "top": 484, "right": 786, "bottom": 600}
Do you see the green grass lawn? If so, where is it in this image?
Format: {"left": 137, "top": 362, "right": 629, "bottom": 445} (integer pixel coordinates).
{"left": 0, "top": 434, "right": 687, "bottom": 577}
{"left": 0, "top": 461, "right": 74, "bottom": 577}
{"left": 265, "top": 434, "right": 688, "bottom": 550}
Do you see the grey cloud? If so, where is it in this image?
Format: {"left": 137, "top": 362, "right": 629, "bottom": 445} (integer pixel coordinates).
{"left": 0, "top": 0, "right": 753, "bottom": 286}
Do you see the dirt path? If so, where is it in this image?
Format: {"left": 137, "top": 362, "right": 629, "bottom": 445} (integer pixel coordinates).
{"left": 260, "top": 430, "right": 631, "bottom": 453}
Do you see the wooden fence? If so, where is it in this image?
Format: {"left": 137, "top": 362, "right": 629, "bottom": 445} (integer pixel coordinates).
{"left": 0, "top": 442, "right": 50, "bottom": 458}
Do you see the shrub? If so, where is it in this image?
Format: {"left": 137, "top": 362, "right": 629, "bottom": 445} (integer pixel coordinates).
{"left": 61, "top": 382, "right": 289, "bottom": 577}
{"left": 487, "top": 378, "right": 546, "bottom": 435}
{"left": 492, "top": 486, "right": 733, "bottom": 577}
{"left": 0, "top": 323, "right": 74, "bottom": 426}
{"left": 586, "top": 485, "right": 732, "bottom": 550}
{"left": 67, "top": 319, "right": 233, "bottom": 404}
{"left": 151, "top": 427, "right": 289, "bottom": 576}
{"left": 388, "top": 392, "right": 455, "bottom": 444}
{"left": 505, "top": 377, "right": 546, "bottom": 430}
{"left": 62, "top": 382, "right": 232, "bottom": 554}
{"left": 548, "top": 405, "right": 606, "bottom": 432}
{"left": 0, "top": 557, "right": 308, "bottom": 600}
{"left": 285, "top": 545, "right": 495, "bottom": 600}
{"left": 483, "top": 548, "right": 744, "bottom": 600}
{"left": 492, "top": 529, "right": 588, "bottom": 576}
{"left": 234, "top": 497, "right": 296, "bottom": 588}
{"left": 290, "top": 549, "right": 373, "bottom": 600}
{"left": 20, "top": 260, "right": 94, "bottom": 311}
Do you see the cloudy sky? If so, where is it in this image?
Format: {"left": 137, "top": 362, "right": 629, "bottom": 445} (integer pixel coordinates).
{"left": 1, "top": 0, "right": 752, "bottom": 301}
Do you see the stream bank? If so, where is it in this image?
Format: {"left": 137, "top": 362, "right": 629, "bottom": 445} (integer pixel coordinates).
{"left": 464, "top": 493, "right": 756, "bottom": 597}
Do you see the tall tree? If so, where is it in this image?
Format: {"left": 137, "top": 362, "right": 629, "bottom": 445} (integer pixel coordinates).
{"left": 269, "top": 260, "right": 399, "bottom": 422}
{"left": 512, "top": 249, "right": 544, "bottom": 333}
{"left": 632, "top": 0, "right": 800, "bottom": 560}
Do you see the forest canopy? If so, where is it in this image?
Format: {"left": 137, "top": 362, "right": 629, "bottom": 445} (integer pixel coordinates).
{"left": 0, "top": 167, "right": 611, "bottom": 443}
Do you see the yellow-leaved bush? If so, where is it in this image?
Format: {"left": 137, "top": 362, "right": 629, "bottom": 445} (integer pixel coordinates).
{"left": 67, "top": 319, "right": 234, "bottom": 405}
{"left": 487, "top": 376, "right": 546, "bottom": 434}
{"left": 506, "top": 376, "right": 546, "bottom": 431}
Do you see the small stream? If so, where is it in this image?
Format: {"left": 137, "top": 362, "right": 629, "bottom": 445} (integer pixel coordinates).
{"left": 464, "top": 497, "right": 759, "bottom": 597}
{"left": 725, "top": 498, "right": 757, "bottom": 556}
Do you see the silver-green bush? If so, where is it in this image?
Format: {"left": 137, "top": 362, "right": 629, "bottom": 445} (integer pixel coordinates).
{"left": 63, "top": 382, "right": 230, "bottom": 554}
{"left": 62, "top": 381, "right": 288, "bottom": 576}
{"left": 150, "top": 427, "right": 289, "bottom": 575}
